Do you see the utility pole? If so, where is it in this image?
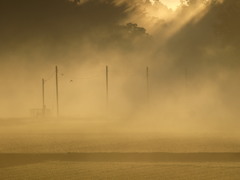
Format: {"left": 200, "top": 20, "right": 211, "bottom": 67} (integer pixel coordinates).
{"left": 185, "top": 68, "right": 188, "bottom": 90}
{"left": 55, "top": 66, "right": 59, "bottom": 118}
{"left": 42, "top": 78, "right": 46, "bottom": 117}
{"left": 146, "top": 66, "right": 150, "bottom": 102}
{"left": 106, "top": 65, "right": 109, "bottom": 108}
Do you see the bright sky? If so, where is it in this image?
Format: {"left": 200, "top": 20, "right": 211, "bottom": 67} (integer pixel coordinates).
{"left": 157, "top": 0, "right": 181, "bottom": 10}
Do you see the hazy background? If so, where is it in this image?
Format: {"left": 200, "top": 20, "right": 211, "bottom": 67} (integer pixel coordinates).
{"left": 0, "top": 0, "right": 240, "bottom": 135}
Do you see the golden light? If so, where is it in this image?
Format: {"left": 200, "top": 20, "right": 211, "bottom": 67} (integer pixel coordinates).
{"left": 161, "top": 0, "right": 180, "bottom": 10}
{"left": 150, "top": 0, "right": 181, "bottom": 10}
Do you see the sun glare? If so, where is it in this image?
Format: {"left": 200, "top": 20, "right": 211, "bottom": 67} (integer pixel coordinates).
{"left": 154, "top": 0, "right": 180, "bottom": 10}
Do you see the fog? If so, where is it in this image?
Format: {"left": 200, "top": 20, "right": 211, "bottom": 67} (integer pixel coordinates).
{"left": 0, "top": 0, "right": 240, "bottom": 135}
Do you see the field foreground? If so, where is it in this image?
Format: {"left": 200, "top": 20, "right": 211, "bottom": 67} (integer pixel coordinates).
{"left": 1, "top": 152, "right": 240, "bottom": 167}
{"left": 1, "top": 153, "right": 240, "bottom": 179}
{"left": 1, "top": 118, "right": 240, "bottom": 179}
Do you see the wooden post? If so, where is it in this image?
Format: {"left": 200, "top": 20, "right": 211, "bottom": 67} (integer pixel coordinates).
{"left": 146, "top": 66, "right": 149, "bottom": 102}
{"left": 106, "top": 65, "right": 109, "bottom": 108}
{"left": 56, "top": 66, "right": 59, "bottom": 117}
{"left": 42, "top": 78, "right": 46, "bottom": 117}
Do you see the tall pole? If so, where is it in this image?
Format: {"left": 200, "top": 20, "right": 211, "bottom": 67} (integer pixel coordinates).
{"left": 185, "top": 67, "right": 188, "bottom": 109}
{"left": 185, "top": 68, "right": 188, "bottom": 91}
{"left": 56, "top": 66, "right": 59, "bottom": 117}
{"left": 146, "top": 66, "right": 150, "bottom": 102}
{"left": 42, "top": 78, "right": 46, "bottom": 117}
{"left": 106, "top": 65, "right": 109, "bottom": 108}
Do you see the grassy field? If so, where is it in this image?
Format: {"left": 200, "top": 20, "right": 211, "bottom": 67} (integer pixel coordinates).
{"left": 1, "top": 161, "right": 240, "bottom": 180}
{"left": 1, "top": 118, "right": 240, "bottom": 153}
{"left": 1, "top": 118, "right": 240, "bottom": 179}
{"left": 1, "top": 132, "right": 240, "bottom": 153}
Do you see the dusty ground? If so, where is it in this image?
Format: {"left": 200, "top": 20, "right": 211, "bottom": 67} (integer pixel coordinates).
{"left": 1, "top": 161, "right": 240, "bottom": 180}
{"left": 1, "top": 117, "right": 240, "bottom": 179}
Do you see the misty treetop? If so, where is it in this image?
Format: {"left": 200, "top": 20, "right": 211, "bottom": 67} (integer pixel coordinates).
{"left": 0, "top": 0, "right": 240, "bottom": 65}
